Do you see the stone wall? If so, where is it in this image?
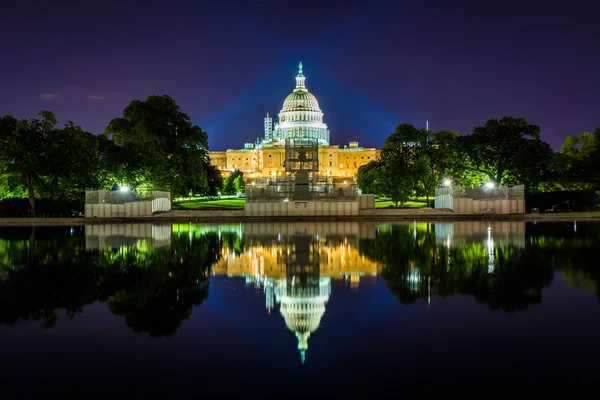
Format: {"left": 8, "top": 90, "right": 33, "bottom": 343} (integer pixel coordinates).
{"left": 358, "top": 194, "right": 375, "bottom": 210}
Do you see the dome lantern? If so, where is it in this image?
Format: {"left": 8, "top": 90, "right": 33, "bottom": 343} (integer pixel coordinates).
{"left": 295, "top": 62, "right": 306, "bottom": 91}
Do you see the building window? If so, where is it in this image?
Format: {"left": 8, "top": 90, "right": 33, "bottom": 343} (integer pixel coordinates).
{"left": 269, "top": 154, "right": 272, "bottom": 157}
{"left": 329, "top": 161, "right": 332, "bottom": 166}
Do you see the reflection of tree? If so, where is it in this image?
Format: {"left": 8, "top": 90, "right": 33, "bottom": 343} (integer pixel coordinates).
{"left": 361, "top": 224, "right": 437, "bottom": 305}
{"left": 106, "top": 235, "right": 218, "bottom": 337}
{"left": 0, "top": 229, "right": 101, "bottom": 328}
{"left": 360, "top": 223, "right": 555, "bottom": 312}
{"left": 0, "top": 227, "right": 222, "bottom": 335}
{"left": 458, "top": 246, "right": 553, "bottom": 312}
{"left": 527, "top": 222, "right": 600, "bottom": 301}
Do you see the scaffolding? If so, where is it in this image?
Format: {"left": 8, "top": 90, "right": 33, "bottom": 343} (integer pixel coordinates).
{"left": 245, "top": 138, "right": 358, "bottom": 203}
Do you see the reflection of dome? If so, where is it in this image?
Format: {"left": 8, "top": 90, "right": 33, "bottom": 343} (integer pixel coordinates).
{"left": 276, "top": 277, "right": 331, "bottom": 363}
{"left": 274, "top": 62, "right": 330, "bottom": 146}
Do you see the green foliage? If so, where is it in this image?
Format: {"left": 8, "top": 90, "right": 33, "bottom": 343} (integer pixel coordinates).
{"left": 379, "top": 123, "right": 420, "bottom": 206}
{"left": 376, "top": 123, "right": 479, "bottom": 204}
{"left": 221, "top": 169, "right": 244, "bottom": 195}
{"left": 222, "top": 176, "right": 236, "bottom": 195}
{"left": 356, "top": 160, "right": 383, "bottom": 195}
{"left": 458, "top": 117, "right": 553, "bottom": 189}
{"left": 234, "top": 175, "right": 245, "bottom": 194}
{"left": 105, "top": 95, "right": 217, "bottom": 197}
{"left": 0, "top": 112, "right": 100, "bottom": 216}
{"left": 557, "top": 130, "right": 600, "bottom": 192}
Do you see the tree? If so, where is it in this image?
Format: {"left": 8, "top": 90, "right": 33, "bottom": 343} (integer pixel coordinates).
{"left": 234, "top": 174, "right": 245, "bottom": 195}
{"left": 379, "top": 123, "right": 420, "bottom": 206}
{"left": 105, "top": 95, "right": 217, "bottom": 197}
{"left": 459, "top": 117, "right": 553, "bottom": 189}
{"left": 221, "top": 176, "right": 236, "bottom": 195}
{"left": 356, "top": 160, "right": 383, "bottom": 195}
{"left": 44, "top": 121, "right": 101, "bottom": 201}
{"left": 0, "top": 112, "right": 57, "bottom": 216}
{"left": 413, "top": 129, "right": 461, "bottom": 204}
{"left": 204, "top": 162, "right": 223, "bottom": 197}
{"left": 558, "top": 130, "right": 599, "bottom": 191}
{"left": 221, "top": 169, "right": 243, "bottom": 196}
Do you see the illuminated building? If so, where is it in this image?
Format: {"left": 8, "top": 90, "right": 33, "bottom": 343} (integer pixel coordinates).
{"left": 208, "top": 63, "right": 380, "bottom": 179}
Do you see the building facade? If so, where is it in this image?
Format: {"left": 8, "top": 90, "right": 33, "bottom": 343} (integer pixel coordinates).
{"left": 209, "top": 63, "right": 380, "bottom": 179}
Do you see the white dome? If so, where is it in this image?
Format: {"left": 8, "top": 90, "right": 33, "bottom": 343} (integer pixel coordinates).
{"left": 273, "top": 62, "right": 330, "bottom": 146}
{"left": 281, "top": 91, "right": 321, "bottom": 113}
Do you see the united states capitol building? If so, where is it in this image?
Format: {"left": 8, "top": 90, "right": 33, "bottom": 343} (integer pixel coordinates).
{"left": 209, "top": 63, "right": 380, "bottom": 179}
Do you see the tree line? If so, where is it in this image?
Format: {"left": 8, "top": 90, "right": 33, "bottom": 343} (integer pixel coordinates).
{"left": 357, "top": 117, "right": 600, "bottom": 209}
{"left": 0, "top": 95, "right": 222, "bottom": 216}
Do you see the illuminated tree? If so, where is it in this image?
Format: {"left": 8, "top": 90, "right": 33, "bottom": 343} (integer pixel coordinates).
{"left": 459, "top": 117, "right": 553, "bottom": 188}
{"left": 105, "top": 95, "right": 217, "bottom": 197}
{"left": 356, "top": 160, "right": 383, "bottom": 195}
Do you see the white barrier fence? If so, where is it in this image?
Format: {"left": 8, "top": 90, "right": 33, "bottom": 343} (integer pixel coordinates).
{"left": 85, "top": 190, "right": 171, "bottom": 218}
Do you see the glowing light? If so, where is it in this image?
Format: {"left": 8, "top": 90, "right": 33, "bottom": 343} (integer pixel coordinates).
{"left": 120, "top": 186, "right": 129, "bottom": 192}
{"left": 484, "top": 182, "right": 495, "bottom": 189}
{"left": 443, "top": 179, "right": 452, "bottom": 187}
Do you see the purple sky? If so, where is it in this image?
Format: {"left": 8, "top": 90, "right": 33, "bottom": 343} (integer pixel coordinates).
{"left": 1, "top": 0, "right": 598, "bottom": 151}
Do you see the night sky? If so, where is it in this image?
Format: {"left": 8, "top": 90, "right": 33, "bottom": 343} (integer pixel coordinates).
{"left": 1, "top": 0, "right": 598, "bottom": 151}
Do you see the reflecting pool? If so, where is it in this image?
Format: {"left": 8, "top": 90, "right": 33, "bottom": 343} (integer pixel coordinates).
{"left": 1, "top": 220, "right": 600, "bottom": 394}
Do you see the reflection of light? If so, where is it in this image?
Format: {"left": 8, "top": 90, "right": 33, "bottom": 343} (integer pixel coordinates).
{"left": 407, "top": 268, "right": 421, "bottom": 291}
{"left": 574, "top": 221, "right": 577, "bottom": 232}
{"left": 486, "top": 226, "right": 495, "bottom": 273}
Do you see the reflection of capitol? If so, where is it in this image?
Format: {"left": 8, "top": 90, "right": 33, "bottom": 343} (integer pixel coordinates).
{"left": 212, "top": 222, "right": 380, "bottom": 281}
{"left": 214, "top": 222, "right": 380, "bottom": 362}
{"left": 82, "top": 221, "right": 528, "bottom": 360}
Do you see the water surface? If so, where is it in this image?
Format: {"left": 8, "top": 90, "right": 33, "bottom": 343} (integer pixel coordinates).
{"left": 1, "top": 220, "right": 599, "bottom": 394}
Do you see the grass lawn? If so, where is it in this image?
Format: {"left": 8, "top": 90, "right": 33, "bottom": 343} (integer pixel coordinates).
{"left": 173, "top": 198, "right": 245, "bottom": 210}
{"left": 375, "top": 199, "right": 428, "bottom": 208}
{"left": 173, "top": 197, "right": 429, "bottom": 210}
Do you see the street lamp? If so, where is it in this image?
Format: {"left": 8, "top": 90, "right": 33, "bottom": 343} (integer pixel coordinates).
{"left": 443, "top": 179, "right": 452, "bottom": 187}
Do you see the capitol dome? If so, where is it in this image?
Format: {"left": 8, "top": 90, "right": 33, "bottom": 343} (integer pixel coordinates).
{"left": 272, "top": 62, "right": 330, "bottom": 146}
{"left": 281, "top": 90, "right": 321, "bottom": 113}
